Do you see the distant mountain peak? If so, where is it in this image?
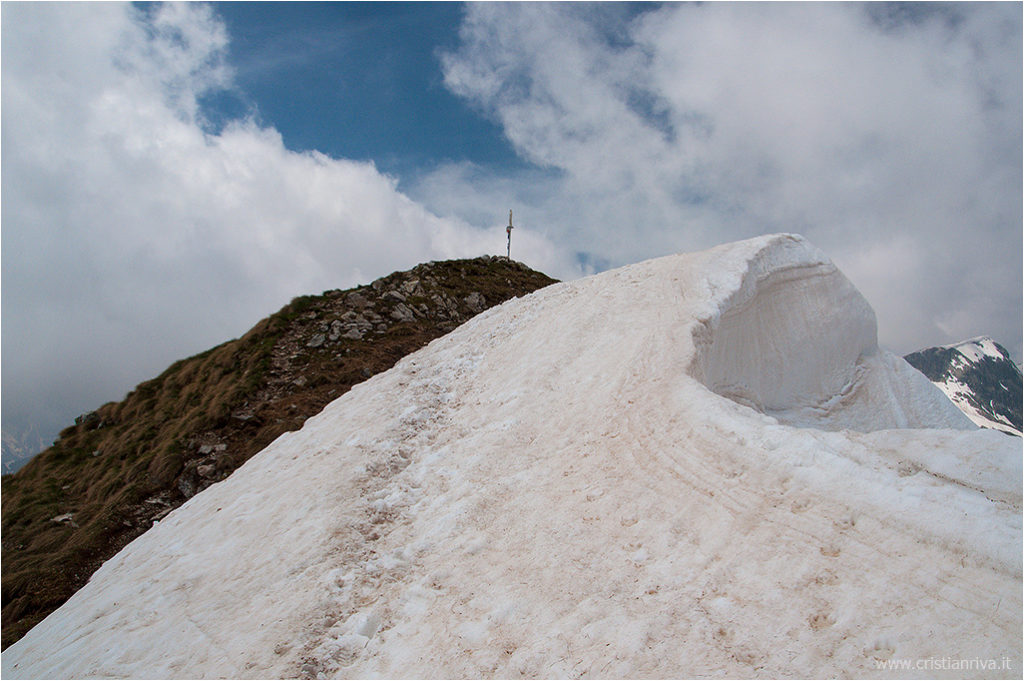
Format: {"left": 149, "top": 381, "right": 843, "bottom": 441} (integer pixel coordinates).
{"left": 905, "top": 338, "right": 1022, "bottom": 436}
{"left": 1, "top": 428, "right": 48, "bottom": 475}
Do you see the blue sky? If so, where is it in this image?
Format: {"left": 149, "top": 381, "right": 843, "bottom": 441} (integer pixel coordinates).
{"left": 201, "top": 2, "right": 525, "bottom": 175}
{"left": 2, "top": 2, "right": 1021, "bottom": 457}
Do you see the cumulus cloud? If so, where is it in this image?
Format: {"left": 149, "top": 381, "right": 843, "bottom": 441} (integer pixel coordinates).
{"left": 425, "top": 2, "right": 1021, "bottom": 356}
{"left": 3, "top": 2, "right": 1021, "bottom": 451}
{"left": 1, "top": 2, "right": 570, "bottom": 444}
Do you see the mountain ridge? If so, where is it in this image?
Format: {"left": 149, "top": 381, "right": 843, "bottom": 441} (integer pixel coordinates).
{"left": 1, "top": 255, "right": 557, "bottom": 649}
{"left": 4, "top": 234, "right": 1018, "bottom": 678}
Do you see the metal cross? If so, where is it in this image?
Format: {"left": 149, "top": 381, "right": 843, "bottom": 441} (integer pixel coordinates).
{"left": 506, "top": 209, "right": 514, "bottom": 260}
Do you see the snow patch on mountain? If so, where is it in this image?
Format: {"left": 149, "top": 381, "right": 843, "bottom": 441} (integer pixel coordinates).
{"left": 943, "top": 337, "right": 1009, "bottom": 364}
{"left": 3, "top": 234, "right": 1019, "bottom": 679}
{"left": 935, "top": 378, "right": 1020, "bottom": 435}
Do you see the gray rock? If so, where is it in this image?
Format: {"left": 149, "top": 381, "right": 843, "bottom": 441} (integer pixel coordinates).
{"left": 328, "top": 319, "right": 344, "bottom": 341}
{"left": 196, "top": 464, "right": 217, "bottom": 478}
{"left": 402, "top": 278, "right": 421, "bottom": 295}
{"left": 51, "top": 513, "right": 77, "bottom": 527}
{"left": 307, "top": 333, "right": 326, "bottom": 348}
{"left": 391, "top": 302, "right": 415, "bottom": 322}
{"left": 75, "top": 411, "right": 100, "bottom": 428}
{"left": 198, "top": 444, "right": 214, "bottom": 455}
{"left": 435, "top": 295, "right": 460, "bottom": 320}
{"left": 384, "top": 289, "right": 407, "bottom": 302}
{"left": 347, "top": 292, "right": 368, "bottom": 308}
{"left": 431, "top": 293, "right": 460, "bottom": 315}
{"left": 465, "top": 291, "right": 486, "bottom": 312}
{"left": 177, "top": 477, "right": 198, "bottom": 499}
{"left": 337, "top": 311, "right": 373, "bottom": 340}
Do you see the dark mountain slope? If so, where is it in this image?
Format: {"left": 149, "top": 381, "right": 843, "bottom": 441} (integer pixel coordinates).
{"left": 904, "top": 337, "right": 1022, "bottom": 436}
{"left": 1, "top": 256, "right": 557, "bottom": 649}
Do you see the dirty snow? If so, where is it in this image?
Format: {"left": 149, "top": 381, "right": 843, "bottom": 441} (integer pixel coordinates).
{"left": 3, "top": 234, "right": 1020, "bottom": 679}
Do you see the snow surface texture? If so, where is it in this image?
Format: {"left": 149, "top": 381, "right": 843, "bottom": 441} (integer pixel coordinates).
{"left": 4, "top": 234, "right": 1020, "bottom": 679}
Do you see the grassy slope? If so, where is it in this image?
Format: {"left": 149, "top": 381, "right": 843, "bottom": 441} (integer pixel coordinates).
{"left": 1, "top": 256, "right": 557, "bottom": 649}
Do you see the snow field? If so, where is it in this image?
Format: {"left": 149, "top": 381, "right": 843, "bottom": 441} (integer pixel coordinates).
{"left": 3, "top": 234, "right": 1019, "bottom": 679}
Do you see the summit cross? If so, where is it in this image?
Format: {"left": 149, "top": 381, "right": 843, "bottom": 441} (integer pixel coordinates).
{"left": 506, "top": 209, "right": 514, "bottom": 260}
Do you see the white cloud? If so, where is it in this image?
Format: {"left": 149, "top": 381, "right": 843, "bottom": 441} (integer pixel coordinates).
{"left": 426, "top": 2, "right": 1022, "bottom": 357}
{"left": 3, "top": 2, "right": 1020, "bottom": 450}
{"left": 1, "top": 3, "right": 566, "bottom": 444}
